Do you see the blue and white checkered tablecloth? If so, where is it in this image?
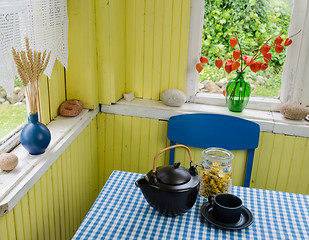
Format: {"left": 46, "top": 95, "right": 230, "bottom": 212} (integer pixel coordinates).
{"left": 73, "top": 171, "right": 309, "bottom": 240}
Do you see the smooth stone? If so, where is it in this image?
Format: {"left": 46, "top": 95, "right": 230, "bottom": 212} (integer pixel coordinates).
{"left": 59, "top": 100, "right": 84, "bottom": 117}
{"left": 280, "top": 103, "right": 309, "bottom": 120}
{"left": 0, "top": 153, "right": 18, "bottom": 171}
{"left": 123, "top": 92, "right": 135, "bottom": 102}
{"left": 161, "top": 89, "right": 186, "bottom": 107}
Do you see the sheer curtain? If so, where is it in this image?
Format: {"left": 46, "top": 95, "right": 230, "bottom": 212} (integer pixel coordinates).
{"left": 281, "top": 0, "right": 309, "bottom": 107}
{"left": 0, "top": 0, "right": 68, "bottom": 95}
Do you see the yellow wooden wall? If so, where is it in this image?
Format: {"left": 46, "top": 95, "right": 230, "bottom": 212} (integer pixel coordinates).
{"left": 0, "top": 118, "right": 98, "bottom": 240}
{"left": 97, "top": 113, "right": 309, "bottom": 195}
{"left": 95, "top": 0, "right": 191, "bottom": 104}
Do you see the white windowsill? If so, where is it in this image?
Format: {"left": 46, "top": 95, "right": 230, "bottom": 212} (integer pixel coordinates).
{"left": 0, "top": 108, "right": 99, "bottom": 216}
{"left": 101, "top": 98, "right": 309, "bottom": 138}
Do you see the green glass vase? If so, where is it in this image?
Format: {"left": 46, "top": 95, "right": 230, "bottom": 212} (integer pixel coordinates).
{"left": 225, "top": 71, "right": 251, "bottom": 112}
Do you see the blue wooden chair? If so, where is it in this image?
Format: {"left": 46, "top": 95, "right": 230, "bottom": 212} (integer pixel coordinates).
{"left": 167, "top": 113, "right": 260, "bottom": 187}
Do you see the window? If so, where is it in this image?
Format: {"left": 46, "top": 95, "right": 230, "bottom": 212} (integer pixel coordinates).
{"left": 186, "top": 0, "right": 309, "bottom": 111}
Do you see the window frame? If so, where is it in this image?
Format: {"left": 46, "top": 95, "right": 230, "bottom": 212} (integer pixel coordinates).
{"left": 186, "top": 0, "right": 308, "bottom": 111}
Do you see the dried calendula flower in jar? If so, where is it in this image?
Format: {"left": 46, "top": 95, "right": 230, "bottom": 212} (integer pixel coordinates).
{"left": 197, "top": 148, "right": 234, "bottom": 198}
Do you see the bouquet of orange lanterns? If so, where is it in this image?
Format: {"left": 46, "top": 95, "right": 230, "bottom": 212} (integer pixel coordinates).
{"left": 196, "top": 31, "right": 299, "bottom": 75}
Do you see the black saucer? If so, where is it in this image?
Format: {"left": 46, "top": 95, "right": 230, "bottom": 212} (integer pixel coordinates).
{"left": 200, "top": 202, "right": 254, "bottom": 230}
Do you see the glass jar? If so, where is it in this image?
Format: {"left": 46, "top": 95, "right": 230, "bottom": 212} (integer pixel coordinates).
{"left": 198, "top": 147, "right": 234, "bottom": 198}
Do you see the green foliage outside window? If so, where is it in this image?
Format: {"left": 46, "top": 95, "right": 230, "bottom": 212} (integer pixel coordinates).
{"left": 200, "top": 0, "right": 292, "bottom": 97}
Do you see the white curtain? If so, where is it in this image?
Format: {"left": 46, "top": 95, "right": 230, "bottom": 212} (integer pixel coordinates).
{"left": 281, "top": 0, "right": 309, "bottom": 107}
{"left": 0, "top": 0, "right": 68, "bottom": 95}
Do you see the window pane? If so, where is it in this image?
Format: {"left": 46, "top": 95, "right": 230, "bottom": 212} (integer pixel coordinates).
{"left": 199, "top": 0, "right": 293, "bottom": 98}
{"left": 0, "top": 78, "right": 27, "bottom": 140}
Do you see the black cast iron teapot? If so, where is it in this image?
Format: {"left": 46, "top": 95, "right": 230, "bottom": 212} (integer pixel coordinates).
{"left": 135, "top": 144, "right": 200, "bottom": 217}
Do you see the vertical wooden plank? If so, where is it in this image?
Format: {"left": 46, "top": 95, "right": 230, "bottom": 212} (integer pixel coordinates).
{"left": 131, "top": 117, "right": 141, "bottom": 172}
{"left": 92, "top": 117, "right": 99, "bottom": 200}
{"left": 250, "top": 132, "right": 263, "bottom": 188}
{"left": 68, "top": 140, "right": 77, "bottom": 233}
{"left": 160, "top": 0, "right": 173, "bottom": 93}
{"left": 275, "top": 135, "right": 296, "bottom": 192}
{"left": 5, "top": 211, "right": 16, "bottom": 240}
{"left": 34, "top": 180, "right": 45, "bottom": 240}
{"left": 169, "top": 0, "right": 182, "bottom": 89}
{"left": 253, "top": 132, "right": 275, "bottom": 189}
{"left": 0, "top": 215, "right": 8, "bottom": 240}
{"left": 96, "top": 0, "right": 112, "bottom": 104}
{"left": 12, "top": 200, "right": 24, "bottom": 239}
{"left": 177, "top": 0, "right": 191, "bottom": 92}
{"left": 139, "top": 118, "right": 150, "bottom": 173}
{"left": 151, "top": 0, "right": 164, "bottom": 100}
{"left": 125, "top": 0, "right": 136, "bottom": 93}
{"left": 67, "top": 0, "right": 98, "bottom": 109}
{"left": 143, "top": 0, "right": 155, "bottom": 99}
{"left": 231, "top": 150, "right": 247, "bottom": 187}
{"left": 48, "top": 60, "right": 66, "bottom": 120}
{"left": 56, "top": 157, "right": 66, "bottom": 240}
{"left": 51, "top": 164, "right": 61, "bottom": 240}
{"left": 81, "top": 129, "right": 89, "bottom": 218}
{"left": 265, "top": 134, "right": 285, "bottom": 190}
{"left": 105, "top": 114, "right": 115, "bottom": 182}
{"left": 40, "top": 175, "right": 50, "bottom": 240}
{"left": 110, "top": 0, "right": 126, "bottom": 102}
{"left": 97, "top": 113, "right": 106, "bottom": 188}
{"left": 27, "top": 187, "right": 38, "bottom": 240}
{"left": 85, "top": 124, "right": 93, "bottom": 212}
{"left": 39, "top": 75, "right": 51, "bottom": 125}
{"left": 122, "top": 115, "right": 132, "bottom": 172}
{"left": 65, "top": 148, "right": 74, "bottom": 236}
{"left": 114, "top": 115, "right": 123, "bottom": 170}
{"left": 297, "top": 139, "right": 309, "bottom": 194}
{"left": 135, "top": 0, "right": 145, "bottom": 97}
{"left": 157, "top": 120, "right": 169, "bottom": 166}
{"left": 61, "top": 150, "right": 70, "bottom": 240}
{"left": 21, "top": 196, "right": 32, "bottom": 239}
{"left": 148, "top": 119, "right": 159, "bottom": 170}
{"left": 46, "top": 168, "right": 56, "bottom": 240}
{"left": 286, "top": 137, "right": 307, "bottom": 193}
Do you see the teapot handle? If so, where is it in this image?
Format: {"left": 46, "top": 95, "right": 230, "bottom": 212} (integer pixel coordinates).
{"left": 152, "top": 144, "right": 194, "bottom": 173}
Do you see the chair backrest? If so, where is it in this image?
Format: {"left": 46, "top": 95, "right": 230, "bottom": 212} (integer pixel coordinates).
{"left": 167, "top": 113, "right": 260, "bottom": 187}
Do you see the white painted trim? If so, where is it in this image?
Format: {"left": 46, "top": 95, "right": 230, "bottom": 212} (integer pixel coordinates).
{"left": 0, "top": 108, "right": 99, "bottom": 216}
{"left": 186, "top": 0, "right": 204, "bottom": 101}
{"left": 101, "top": 99, "right": 309, "bottom": 137}
{"left": 192, "top": 92, "right": 282, "bottom": 111}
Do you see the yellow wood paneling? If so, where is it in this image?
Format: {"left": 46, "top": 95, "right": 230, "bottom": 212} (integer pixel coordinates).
{"left": 97, "top": 113, "right": 309, "bottom": 195}
{"left": 160, "top": 0, "right": 173, "bottom": 95}
{"left": 38, "top": 75, "right": 51, "bottom": 125}
{"left": 0, "top": 118, "right": 98, "bottom": 240}
{"left": 143, "top": 0, "right": 155, "bottom": 99}
{"left": 67, "top": 0, "right": 98, "bottom": 109}
{"left": 48, "top": 60, "right": 66, "bottom": 120}
{"left": 135, "top": 0, "right": 145, "bottom": 98}
{"left": 169, "top": 0, "right": 182, "bottom": 89}
{"left": 6, "top": 211, "right": 16, "bottom": 240}
{"left": 96, "top": 0, "right": 125, "bottom": 104}
{"left": 151, "top": 0, "right": 164, "bottom": 100}
{"left": 178, "top": 0, "right": 191, "bottom": 91}
{"left": 96, "top": 0, "right": 112, "bottom": 104}
{"left": 110, "top": 0, "right": 126, "bottom": 102}
{"left": 125, "top": 0, "right": 136, "bottom": 94}
{"left": 0, "top": 213, "right": 8, "bottom": 240}
{"left": 96, "top": 0, "right": 191, "bottom": 103}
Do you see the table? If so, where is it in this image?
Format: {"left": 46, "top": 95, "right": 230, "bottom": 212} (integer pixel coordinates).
{"left": 73, "top": 171, "right": 309, "bottom": 239}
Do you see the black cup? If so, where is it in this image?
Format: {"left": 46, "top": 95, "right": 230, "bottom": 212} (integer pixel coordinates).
{"left": 208, "top": 194, "right": 243, "bottom": 223}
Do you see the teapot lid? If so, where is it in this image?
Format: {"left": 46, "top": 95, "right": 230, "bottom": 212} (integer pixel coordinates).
{"left": 157, "top": 162, "right": 190, "bottom": 185}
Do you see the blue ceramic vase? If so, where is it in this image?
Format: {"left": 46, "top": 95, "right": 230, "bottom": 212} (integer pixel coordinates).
{"left": 20, "top": 113, "right": 51, "bottom": 155}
